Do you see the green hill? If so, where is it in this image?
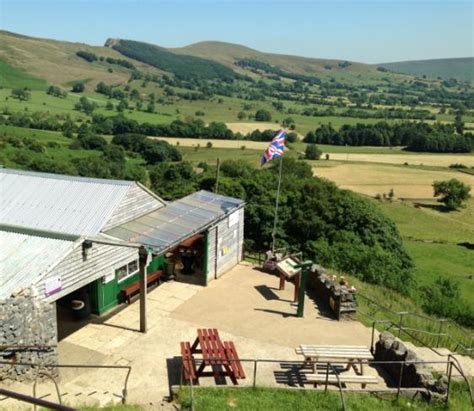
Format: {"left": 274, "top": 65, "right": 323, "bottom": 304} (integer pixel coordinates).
{"left": 174, "top": 40, "right": 381, "bottom": 78}
{"left": 0, "top": 59, "right": 48, "bottom": 90}
{"left": 0, "top": 30, "right": 162, "bottom": 90}
{"left": 106, "top": 39, "right": 238, "bottom": 81}
{"left": 379, "top": 57, "right": 474, "bottom": 82}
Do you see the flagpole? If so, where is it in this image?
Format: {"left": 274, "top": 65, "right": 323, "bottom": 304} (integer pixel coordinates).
{"left": 271, "top": 155, "right": 283, "bottom": 253}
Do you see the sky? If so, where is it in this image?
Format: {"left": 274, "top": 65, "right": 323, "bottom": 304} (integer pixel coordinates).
{"left": 1, "top": 0, "right": 472, "bottom": 63}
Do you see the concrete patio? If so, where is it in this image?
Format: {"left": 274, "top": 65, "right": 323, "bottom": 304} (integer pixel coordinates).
{"left": 2, "top": 263, "right": 388, "bottom": 409}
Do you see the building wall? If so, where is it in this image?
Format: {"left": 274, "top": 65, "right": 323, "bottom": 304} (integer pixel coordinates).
{"left": 37, "top": 242, "right": 139, "bottom": 304}
{"left": 102, "top": 184, "right": 165, "bottom": 231}
{"left": 91, "top": 254, "right": 164, "bottom": 315}
{"left": 206, "top": 207, "right": 244, "bottom": 283}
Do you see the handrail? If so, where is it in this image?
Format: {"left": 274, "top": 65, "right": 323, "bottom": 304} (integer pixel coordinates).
{"left": 0, "top": 360, "right": 132, "bottom": 404}
{"left": 447, "top": 354, "right": 474, "bottom": 407}
{"left": 178, "top": 356, "right": 471, "bottom": 408}
{"left": 358, "top": 295, "right": 473, "bottom": 357}
{"left": 0, "top": 387, "right": 76, "bottom": 411}
{"left": 328, "top": 362, "right": 346, "bottom": 411}
{"left": 33, "top": 370, "right": 62, "bottom": 411}
{"left": 358, "top": 293, "right": 474, "bottom": 341}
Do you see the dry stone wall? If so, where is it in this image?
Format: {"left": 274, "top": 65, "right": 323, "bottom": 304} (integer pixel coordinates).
{"left": 0, "top": 288, "right": 58, "bottom": 382}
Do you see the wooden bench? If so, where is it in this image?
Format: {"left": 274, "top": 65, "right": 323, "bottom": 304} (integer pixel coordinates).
{"left": 180, "top": 341, "right": 197, "bottom": 383}
{"left": 121, "top": 270, "right": 162, "bottom": 304}
{"left": 306, "top": 373, "right": 378, "bottom": 389}
{"left": 224, "top": 341, "right": 246, "bottom": 379}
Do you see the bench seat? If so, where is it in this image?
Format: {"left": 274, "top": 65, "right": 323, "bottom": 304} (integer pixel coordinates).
{"left": 121, "top": 270, "right": 162, "bottom": 304}
{"left": 224, "top": 341, "right": 246, "bottom": 379}
{"left": 180, "top": 341, "right": 197, "bottom": 382}
{"left": 306, "top": 373, "right": 378, "bottom": 388}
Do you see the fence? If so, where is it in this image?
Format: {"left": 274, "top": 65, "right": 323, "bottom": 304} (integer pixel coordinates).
{"left": 241, "top": 255, "right": 474, "bottom": 357}
{"left": 179, "top": 357, "right": 472, "bottom": 411}
{"left": 0, "top": 359, "right": 131, "bottom": 410}
{"left": 358, "top": 293, "right": 473, "bottom": 357}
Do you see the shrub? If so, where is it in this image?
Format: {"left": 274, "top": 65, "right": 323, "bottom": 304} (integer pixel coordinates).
{"left": 255, "top": 109, "right": 272, "bottom": 122}
{"left": 76, "top": 51, "right": 98, "bottom": 63}
{"left": 305, "top": 144, "right": 322, "bottom": 160}
{"left": 433, "top": 179, "right": 471, "bottom": 210}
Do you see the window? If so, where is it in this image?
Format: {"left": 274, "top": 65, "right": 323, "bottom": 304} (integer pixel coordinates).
{"left": 116, "top": 259, "right": 139, "bottom": 282}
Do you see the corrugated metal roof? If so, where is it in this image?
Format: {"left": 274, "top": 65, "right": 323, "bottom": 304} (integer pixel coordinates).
{"left": 105, "top": 190, "right": 243, "bottom": 253}
{"left": 0, "top": 229, "right": 77, "bottom": 299}
{"left": 0, "top": 168, "right": 134, "bottom": 236}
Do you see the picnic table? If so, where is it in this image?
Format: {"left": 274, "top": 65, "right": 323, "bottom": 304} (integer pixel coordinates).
{"left": 296, "top": 345, "right": 378, "bottom": 388}
{"left": 180, "top": 328, "right": 245, "bottom": 385}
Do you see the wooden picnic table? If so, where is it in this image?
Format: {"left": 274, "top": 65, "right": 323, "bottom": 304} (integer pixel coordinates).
{"left": 181, "top": 328, "right": 245, "bottom": 385}
{"left": 295, "top": 345, "right": 373, "bottom": 375}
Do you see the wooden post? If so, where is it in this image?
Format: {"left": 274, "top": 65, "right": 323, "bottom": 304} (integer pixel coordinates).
{"left": 139, "top": 246, "right": 148, "bottom": 333}
{"left": 295, "top": 261, "right": 313, "bottom": 318}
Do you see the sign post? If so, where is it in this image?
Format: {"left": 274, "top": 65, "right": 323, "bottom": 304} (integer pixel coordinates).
{"left": 295, "top": 261, "right": 313, "bottom": 318}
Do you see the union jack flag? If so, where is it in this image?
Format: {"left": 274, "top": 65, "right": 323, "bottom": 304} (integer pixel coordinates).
{"left": 261, "top": 129, "right": 287, "bottom": 166}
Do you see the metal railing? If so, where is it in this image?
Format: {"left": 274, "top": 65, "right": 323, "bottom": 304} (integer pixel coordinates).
{"left": 368, "top": 319, "right": 473, "bottom": 407}
{"left": 357, "top": 293, "right": 473, "bottom": 357}
{"left": 0, "top": 359, "right": 132, "bottom": 408}
{"left": 178, "top": 356, "right": 472, "bottom": 411}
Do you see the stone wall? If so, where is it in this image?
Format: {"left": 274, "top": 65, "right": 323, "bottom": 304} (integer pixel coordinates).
{"left": 375, "top": 331, "right": 448, "bottom": 395}
{"left": 0, "top": 288, "right": 58, "bottom": 382}
{"left": 307, "top": 264, "right": 358, "bottom": 320}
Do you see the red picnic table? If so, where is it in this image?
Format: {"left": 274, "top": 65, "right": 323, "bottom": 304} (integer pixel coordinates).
{"left": 180, "top": 328, "right": 246, "bottom": 385}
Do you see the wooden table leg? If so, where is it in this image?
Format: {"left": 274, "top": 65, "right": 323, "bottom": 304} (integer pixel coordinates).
{"left": 279, "top": 274, "right": 285, "bottom": 290}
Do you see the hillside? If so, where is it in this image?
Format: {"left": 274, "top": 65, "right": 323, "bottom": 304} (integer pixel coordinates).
{"left": 105, "top": 38, "right": 238, "bottom": 81}
{"left": 0, "top": 30, "right": 163, "bottom": 88}
{"left": 379, "top": 57, "right": 474, "bottom": 82}
{"left": 173, "top": 40, "right": 391, "bottom": 81}
{"left": 0, "top": 30, "right": 411, "bottom": 90}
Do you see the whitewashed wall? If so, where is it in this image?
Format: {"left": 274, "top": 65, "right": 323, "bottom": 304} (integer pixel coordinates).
{"left": 37, "top": 242, "right": 138, "bottom": 303}
{"left": 206, "top": 206, "right": 244, "bottom": 283}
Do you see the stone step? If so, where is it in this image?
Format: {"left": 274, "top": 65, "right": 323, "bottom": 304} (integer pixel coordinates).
{"left": 403, "top": 342, "right": 474, "bottom": 377}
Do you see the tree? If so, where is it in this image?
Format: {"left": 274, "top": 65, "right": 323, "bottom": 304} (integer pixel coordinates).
{"left": 433, "top": 179, "right": 471, "bottom": 210}
{"left": 282, "top": 117, "right": 295, "bottom": 128}
{"left": 455, "top": 112, "right": 464, "bottom": 134}
{"left": 255, "top": 109, "right": 272, "bottom": 122}
{"left": 11, "top": 88, "right": 31, "bottom": 101}
{"left": 146, "top": 101, "right": 155, "bottom": 113}
{"left": 47, "top": 85, "right": 67, "bottom": 98}
{"left": 305, "top": 144, "right": 322, "bottom": 160}
{"left": 72, "top": 82, "right": 85, "bottom": 93}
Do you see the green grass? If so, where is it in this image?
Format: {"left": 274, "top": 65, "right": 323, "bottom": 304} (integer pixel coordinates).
{"left": 290, "top": 142, "right": 407, "bottom": 154}
{"left": 180, "top": 146, "right": 262, "bottom": 165}
{"left": 379, "top": 200, "right": 474, "bottom": 244}
{"left": 178, "top": 384, "right": 473, "bottom": 411}
{"left": 380, "top": 58, "right": 474, "bottom": 82}
{"left": 0, "top": 124, "right": 102, "bottom": 167}
{"left": 0, "top": 59, "right": 48, "bottom": 90}
{"left": 405, "top": 240, "right": 474, "bottom": 304}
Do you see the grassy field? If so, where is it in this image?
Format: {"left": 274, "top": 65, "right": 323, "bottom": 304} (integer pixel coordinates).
{"left": 377, "top": 199, "right": 474, "bottom": 304}
{"left": 312, "top": 162, "right": 474, "bottom": 198}
{"left": 320, "top": 152, "right": 474, "bottom": 167}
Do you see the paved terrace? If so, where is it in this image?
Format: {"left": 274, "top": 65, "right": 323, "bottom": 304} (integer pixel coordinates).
{"left": 2, "top": 264, "right": 393, "bottom": 409}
